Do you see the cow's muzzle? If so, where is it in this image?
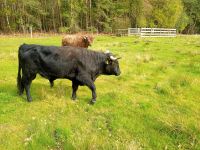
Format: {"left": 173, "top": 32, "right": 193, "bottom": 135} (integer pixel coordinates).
{"left": 115, "top": 71, "right": 121, "bottom": 76}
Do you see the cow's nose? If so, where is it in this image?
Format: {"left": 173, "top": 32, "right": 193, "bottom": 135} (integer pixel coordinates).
{"left": 116, "top": 71, "right": 121, "bottom": 76}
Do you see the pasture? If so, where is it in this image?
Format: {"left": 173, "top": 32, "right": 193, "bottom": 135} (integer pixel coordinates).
{"left": 0, "top": 35, "right": 200, "bottom": 149}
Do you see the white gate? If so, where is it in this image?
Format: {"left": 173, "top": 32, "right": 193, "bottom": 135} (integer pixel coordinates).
{"left": 116, "top": 28, "right": 176, "bottom": 37}
{"left": 128, "top": 28, "right": 141, "bottom": 35}
{"left": 140, "top": 28, "right": 176, "bottom": 37}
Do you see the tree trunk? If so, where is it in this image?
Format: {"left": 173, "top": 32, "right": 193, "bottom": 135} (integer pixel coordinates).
{"left": 4, "top": 0, "right": 12, "bottom": 32}
{"left": 89, "top": 0, "right": 92, "bottom": 30}
{"left": 52, "top": 7, "right": 56, "bottom": 32}
{"left": 85, "top": 0, "right": 88, "bottom": 30}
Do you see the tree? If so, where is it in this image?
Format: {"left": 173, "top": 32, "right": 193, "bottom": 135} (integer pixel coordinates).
{"left": 0, "top": 0, "right": 199, "bottom": 33}
{"left": 182, "top": 0, "right": 200, "bottom": 33}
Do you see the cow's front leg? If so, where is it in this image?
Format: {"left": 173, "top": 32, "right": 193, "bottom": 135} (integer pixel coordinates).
{"left": 77, "top": 75, "right": 97, "bottom": 104}
{"left": 72, "top": 80, "right": 79, "bottom": 100}
{"left": 83, "top": 79, "right": 97, "bottom": 104}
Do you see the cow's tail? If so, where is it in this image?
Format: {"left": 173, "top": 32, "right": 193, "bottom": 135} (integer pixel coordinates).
{"left": 17, "top": 47, "right": 24, "bottom": 95}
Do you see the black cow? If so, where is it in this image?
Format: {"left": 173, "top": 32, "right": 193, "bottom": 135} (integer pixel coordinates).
{"left": 17, "top": 44, "right": 121, "bottom": 104}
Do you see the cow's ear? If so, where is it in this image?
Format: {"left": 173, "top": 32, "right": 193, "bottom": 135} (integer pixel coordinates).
{"left": 105, "top": 57, "right": 112, "bottom": 64}
{"left": 89, "top": 35, "right": 94, "bottom": 41}
{"left": 105, "top": 57, "right": 110, "bottom": 64}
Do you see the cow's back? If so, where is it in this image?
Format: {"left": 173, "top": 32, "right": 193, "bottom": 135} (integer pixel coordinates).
{"left": 18, "top": 44, "right": 106, "bottom": 80}
{"left": 19, "top": 44, "right": 81, "bottom": 79}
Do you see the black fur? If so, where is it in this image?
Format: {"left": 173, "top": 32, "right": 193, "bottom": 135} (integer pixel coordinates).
{"left": 17, "top": 44, "right": 121, "bottom": 104}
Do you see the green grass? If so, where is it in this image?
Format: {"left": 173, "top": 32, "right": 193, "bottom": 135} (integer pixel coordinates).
{"left": 0, "top": 35, "right": 200, "bottom": 149}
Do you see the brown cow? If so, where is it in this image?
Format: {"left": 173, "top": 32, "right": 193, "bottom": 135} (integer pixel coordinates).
{"left": 62, "top": 34, "right": 94, "bottom": 48}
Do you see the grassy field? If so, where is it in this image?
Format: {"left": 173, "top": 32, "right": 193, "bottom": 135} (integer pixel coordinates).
{"left": 0, "top": 35, "right": 200, "bottom": 150}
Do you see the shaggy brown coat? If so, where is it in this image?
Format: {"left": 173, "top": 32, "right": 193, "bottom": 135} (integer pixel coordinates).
{"left": 62, "top": 35, "right": 94, "bottom": 48}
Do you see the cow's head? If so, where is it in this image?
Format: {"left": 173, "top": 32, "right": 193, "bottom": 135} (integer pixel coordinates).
{"left": 82, "top": 36, "right": 93, "bottom": 48}
{"left": 104, "top": 51, "right": 121, "bottom": 76}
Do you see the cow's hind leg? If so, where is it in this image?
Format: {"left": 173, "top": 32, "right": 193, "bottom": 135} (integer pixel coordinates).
{"left": 22, "top": 74, "right": 36, "bottom": 102}
{"left": 18, "top": 81, "right": 24, "bottom": 95}
{"left": 49, "top": 79, "right": 54, "bottom": 88}
{"left": 72, "top": 80, "right": 79, "bottom": 100}
{"left": 89, "top": 83, "right": 96, "bottom": 104}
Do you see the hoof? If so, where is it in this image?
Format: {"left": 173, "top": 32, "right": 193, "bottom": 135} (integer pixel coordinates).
{"left": 89, "top": 99, "right": 96, "bottom": 105}
{"left": 27, "top": 98, "right": 32, "bottom": 102}
{"left": 18, "top": 90, "right": 24, "bottom": 96}
{"left": 71, "top": 96, "right": 76, "bottom": 101}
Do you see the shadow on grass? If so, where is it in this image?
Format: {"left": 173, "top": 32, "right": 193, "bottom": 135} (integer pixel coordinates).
{"left": 0, "top": 80, "right": 72, "bottom": 103}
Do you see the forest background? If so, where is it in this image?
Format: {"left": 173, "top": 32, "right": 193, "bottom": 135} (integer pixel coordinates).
{"left": 0, "top": 0, "right": 200, "bottom": 34}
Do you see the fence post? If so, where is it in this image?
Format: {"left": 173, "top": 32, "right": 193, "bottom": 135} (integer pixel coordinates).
{"left": 30, "top": 26, "right": 33, "bottom": 38}
{"left": 128, "top": 28, "right": 130, "bottom": 36}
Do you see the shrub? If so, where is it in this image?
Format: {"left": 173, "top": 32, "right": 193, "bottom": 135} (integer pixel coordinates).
{"left": 58, "top": 27, "right": 70, "bottom": 33}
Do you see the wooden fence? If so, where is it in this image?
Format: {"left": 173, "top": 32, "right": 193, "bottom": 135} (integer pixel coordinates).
{"left": 116, "top": 29, "right": 128, "bottom": 36}
{"left": 116, "top": 28, "right": 176, "bottom": 37}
